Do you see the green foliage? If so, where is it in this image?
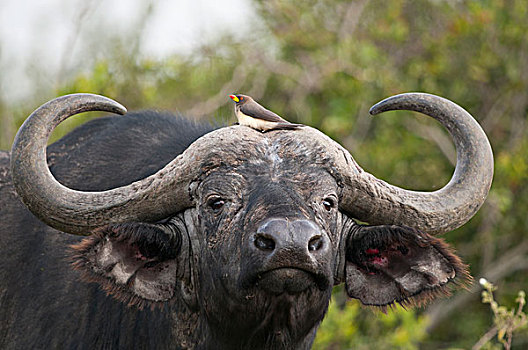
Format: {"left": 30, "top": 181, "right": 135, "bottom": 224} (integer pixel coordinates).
{"left": 313, "top": 291, "right": 428, "bottom": 350}
{"left": 474, "top": 279, "right": 527, "bottom": 350}
{"left": 1, "top": 0, "right": 527, "bottom": 348}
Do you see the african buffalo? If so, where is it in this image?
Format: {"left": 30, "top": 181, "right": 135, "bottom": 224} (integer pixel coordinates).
{"left": 0, "top": 93, "right": 493, "bottom": 349}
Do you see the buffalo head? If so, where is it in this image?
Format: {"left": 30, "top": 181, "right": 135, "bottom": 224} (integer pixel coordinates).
{"left": 10, "top": 93, "right": 493, "bottom": 349}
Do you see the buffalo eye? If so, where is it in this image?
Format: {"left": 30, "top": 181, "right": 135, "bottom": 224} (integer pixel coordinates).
{"left": 206, "top": 196, "right": 226, "bottom": 213}
{"left": 322, "top": 197, "right": 335, "bottom": 211}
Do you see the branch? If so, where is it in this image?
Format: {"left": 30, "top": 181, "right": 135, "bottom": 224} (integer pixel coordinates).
{"left": 56, "top": 0, "right": 101, "bottom": 86}
{"left": 477, "top": 197, "right": 502, "bottom": 270}
{"left": 183, "top": 65, "right": 248, "bottom": 118}
{"left": 472, "top": 326, "right": 498, "bottom": 350}
{"left": 247, "top": 69, "right": 271, "bottom": 101}
{"left": 338, "top": 0, "right": 369, "bottom": 39}
{"left": 403, "top": 118, "right": 456, "bottom": 166}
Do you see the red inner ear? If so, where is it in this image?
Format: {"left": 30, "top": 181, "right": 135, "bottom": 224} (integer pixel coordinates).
{"left": 345, "top": 225, "right": 471, "bottom": 307}
{"left": 133, "top": 244, "right": 148, "bottom": 261}
{"left": 369, "top": 255, "right": 388, "bottom": 267}
{"left": 361, "top": 241, "right": 413, "bottom": 273}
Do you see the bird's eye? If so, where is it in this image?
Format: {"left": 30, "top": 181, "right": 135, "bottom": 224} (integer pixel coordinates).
{"left": 239, "top": 96, "right": 244, "bottom": 101}
{"left": 207, "top": 196, "right": 225, "bottom": 213}
{"left": 322, "top": 197, "right": 335, "bottom": 211}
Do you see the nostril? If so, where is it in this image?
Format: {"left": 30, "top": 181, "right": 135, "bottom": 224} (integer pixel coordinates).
{"left": 308, "top": 235, "right": 323, "bottom": 252}
{"left": 254, "top": 234, "right": 276, "bottom": 251}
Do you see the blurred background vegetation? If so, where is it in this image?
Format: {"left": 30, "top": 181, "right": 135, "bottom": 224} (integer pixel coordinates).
{"left": 1, "top": 0, "right": 527, "bottom": 348}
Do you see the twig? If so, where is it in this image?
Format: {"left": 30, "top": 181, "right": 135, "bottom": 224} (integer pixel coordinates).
{"left": 338, "top": 0, "right": 369, "bottom": 39}
{"left": 403, "top": 118, "right": 456, "bottom": 166}
{"left": 183, "top": 65, "right": 248, "bottom": 118}
{"left": 56, "top": 0, "right": 101, "bottom": 86}
{"left": 477, "top": 197, "right": 502, "bottom": 270}
{"left": 472, "top": 325, "right": 497, "bottom": 350}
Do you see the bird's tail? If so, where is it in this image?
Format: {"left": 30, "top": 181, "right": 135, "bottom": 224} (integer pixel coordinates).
{"left": 268, "top": 123, "right": 305, "bottom": 131}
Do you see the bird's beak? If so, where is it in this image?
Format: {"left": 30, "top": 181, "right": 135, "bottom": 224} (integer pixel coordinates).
{"left": 229, "top": 95, "right": 239, "bottom": 103}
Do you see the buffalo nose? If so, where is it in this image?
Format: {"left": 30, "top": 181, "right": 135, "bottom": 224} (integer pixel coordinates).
{"left": 252, "top": 219, "right": 327, "bottom": 256}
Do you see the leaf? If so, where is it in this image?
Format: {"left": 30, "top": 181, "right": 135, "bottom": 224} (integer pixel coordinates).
{"left": 497, "top": 328, "right": 505, "bottom": 341}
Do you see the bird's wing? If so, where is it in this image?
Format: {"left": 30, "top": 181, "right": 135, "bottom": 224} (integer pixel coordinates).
{"left": 240, "top": 103, "right": 289, "bottom": 123}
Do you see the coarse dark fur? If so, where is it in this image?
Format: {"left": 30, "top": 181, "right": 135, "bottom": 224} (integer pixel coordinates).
{"left": 0, "top": 111, "right": 469, "bottom": 349}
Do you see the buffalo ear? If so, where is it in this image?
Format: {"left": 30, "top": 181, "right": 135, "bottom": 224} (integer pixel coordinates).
{"left": 345, "top": 225, "right": 470, "bottom": 309}
{"left": 71, "top": 223, "right": 184, "bottom": 309}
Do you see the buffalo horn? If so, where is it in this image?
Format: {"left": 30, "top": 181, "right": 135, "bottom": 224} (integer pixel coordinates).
{"left": 338, "top": 93, "right": 494, "bottom": 234}
{"left": 10, "top": 94, "right": 202, "bottom": 235}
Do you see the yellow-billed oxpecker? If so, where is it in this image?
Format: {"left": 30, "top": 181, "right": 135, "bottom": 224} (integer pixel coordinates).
{"left": 229, "top": 94, "right": 303, "bottom": 132}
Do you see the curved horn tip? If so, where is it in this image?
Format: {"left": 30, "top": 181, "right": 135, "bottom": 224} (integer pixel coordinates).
{"left": 77, "top": 93, "right": 128, "bottom": 115}
{"left": 368, "top": 94, "right": 402, "bottom": 115}
{"left": 105, "top": 98, "right": 127, "bottom": 115}
{"left": 368, "top": 102, "right": 384, "bottom": 116}
{"left": 369, "top": 92, "right": 431, "bottom": 116}
{"left": 54, "top": 93, "right": 128, "bottom": 116}
{"left": 112, "top": 103, "right": 127, "bottom": 115}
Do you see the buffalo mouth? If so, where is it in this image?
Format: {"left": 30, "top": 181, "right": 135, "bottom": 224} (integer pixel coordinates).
{"left": 253, "top": 267, "right": 330, "bottom": 295}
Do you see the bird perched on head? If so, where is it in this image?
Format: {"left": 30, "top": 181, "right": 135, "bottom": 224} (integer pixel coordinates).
{"left": 229, "top": 94, "right": 303, "bottom": 132}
